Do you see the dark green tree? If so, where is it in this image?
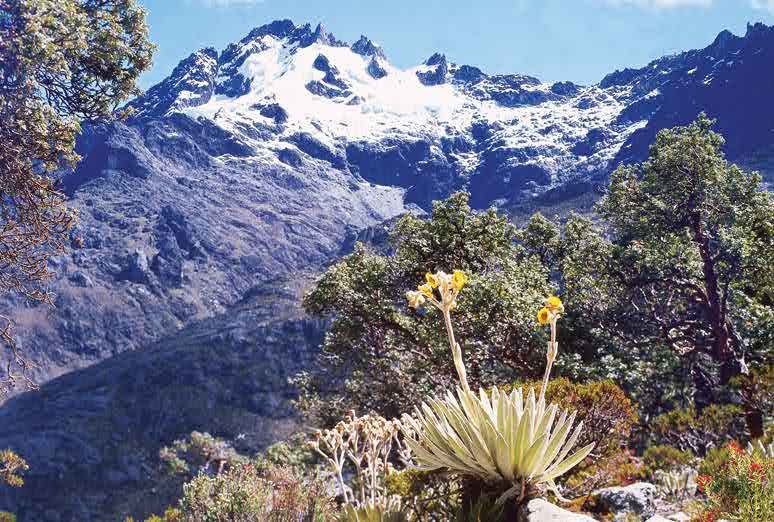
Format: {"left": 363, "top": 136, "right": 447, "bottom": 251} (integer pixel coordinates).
{"left": 297, "top": 193, "right": 552, "bottom": 424}
{"left": 597, "top": 115, "right": 773, "bottom": 435}
{"left": 516, "top": 212, "right": 687, "bottom": 416}
{"left": 0, "top": 0, "right": 154, "bottom": 391}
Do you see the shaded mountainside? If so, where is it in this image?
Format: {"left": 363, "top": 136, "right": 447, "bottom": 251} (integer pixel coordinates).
{"left": 0, "top": 18, "right": 773, "bottom": 521}
{"left": 0, "top": 275, "right": 325, "bottom": 521}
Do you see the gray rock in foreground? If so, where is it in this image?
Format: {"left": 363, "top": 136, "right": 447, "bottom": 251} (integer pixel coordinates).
{"left": 596, "top": 482, "right": 658, "bottom": 519}
{"left": 518, "top": 498, "right": 596, "bottom": 521}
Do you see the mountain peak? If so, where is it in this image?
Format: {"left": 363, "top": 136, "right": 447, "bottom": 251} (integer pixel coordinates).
{"left": 745, "top": 21, "right": 774, "bottom": 41}
{"left": 710, "top": 28, "right": 741, "bottom": 52}
{"left": 424, "top": 52, "right": 447, "bottom": 66}
{"left": 243, "top": 19, "right": 297, "bottom": 42}
{"left": 351, "top": 35, "right": 386, "bottom": 60}
{"left": 417, "top": 53, "right": 448, "bottom": 86}
{"left": 292, "top": 21, "right": 346, "bottom": 48}
{"left": 128, "top": 47, "right": 218, "bottom": 119}
{"left": 241, "top": 19, "right": 347, "bottom": 48}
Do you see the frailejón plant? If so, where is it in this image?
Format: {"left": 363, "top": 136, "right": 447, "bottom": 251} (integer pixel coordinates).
{"left": 402, "top": 271, "right": 595, "bottom": 503}
{"left": 654, "top": 468, "right": 698, "bottom": 500}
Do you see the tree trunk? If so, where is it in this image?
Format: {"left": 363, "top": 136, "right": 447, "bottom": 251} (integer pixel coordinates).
{"left": 692, "top": 216, "right": 734, "bottom": 376}
{"left": 690, "top": 217, "right": 761, "bottom": 436}
{"left": 691, "top": 217, "right": 749, "bottom": 381}
{"left": 691, "top": 354, "right": 716, "bottom": 412}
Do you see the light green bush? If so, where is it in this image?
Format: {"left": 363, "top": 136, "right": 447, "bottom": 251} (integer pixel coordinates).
{"left": 642, "top": 444, "right": 696, "bottom": 478}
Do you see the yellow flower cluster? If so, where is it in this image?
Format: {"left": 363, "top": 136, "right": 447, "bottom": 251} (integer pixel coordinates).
{"left": 406, "top": 270, "right": 467, "bottom": 312}
{"left": 537, "top": 295, "right": 564, "bottom": 325}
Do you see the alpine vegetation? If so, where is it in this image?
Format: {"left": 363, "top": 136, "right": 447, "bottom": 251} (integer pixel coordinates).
{"left": 309, "top": 411, "right": 413, "bottom": 519}
{"left": 401, "top": 271, "right": 595, "bottom": 503}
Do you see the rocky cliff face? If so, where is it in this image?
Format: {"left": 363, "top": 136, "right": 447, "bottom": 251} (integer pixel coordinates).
{"left": 0, "top": 19, "right": 773, "bottom": 521}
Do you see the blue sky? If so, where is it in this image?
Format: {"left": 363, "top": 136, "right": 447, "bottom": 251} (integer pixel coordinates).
{"left": 137, "top": 0, "right": 774, "bottom": 90}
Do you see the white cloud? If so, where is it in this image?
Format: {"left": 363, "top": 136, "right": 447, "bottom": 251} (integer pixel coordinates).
{"left": 605, "top": 0, "right": 713, "bottom": 8}
{"left": 751, "top": 0, "right": 774, "bottom": 13}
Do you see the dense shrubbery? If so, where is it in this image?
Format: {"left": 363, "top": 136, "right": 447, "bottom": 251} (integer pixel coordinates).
{"left": 297, "top": 192, "right": 552, "bottom": 424}
{"left": 159, "top": 431, "right": 248, "bottom": 478}
{"left": 178, "top": 464, "right": 335, "bottom": 522}
{"left": 650, "top": 404, "right": 748, "bottom": 455}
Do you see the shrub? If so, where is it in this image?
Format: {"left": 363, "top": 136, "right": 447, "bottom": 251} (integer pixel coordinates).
{"left": 698, "top": 445, "right": 733, "bottom": 479}
{"left": 125, "top": 508, "right": 182, "bottom": 522}
{"left": 0, "top": 512, "right": 16, "bottom": 522}
{"left": 309, "top": 411, "right": 411, "bottom": 511}
{"left": 159, "top": 431, "right": 247, "bottom": 477}
{"left": 651, "top": 404, "right": 747, "bottom": 455}
{"left": 178, "top": 464, "right": 336, "bottom": 521}
{"left": 697, "top": 442, "right": 774, "bottom": 521}
{"left": 255, "top": 432, "right": 317, "bottom": 473}
{"left": 0, "top": 449, "right": 27, "bottom": 487}
{"left": 642, "top": 445, "right": 696, "bottom": 478}
{"left": 149, "top": 508, "right": 182, "bottom": 522}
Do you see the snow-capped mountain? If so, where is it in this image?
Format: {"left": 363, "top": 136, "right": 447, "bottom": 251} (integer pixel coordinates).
{"left": 125, "top": 19, "right": 774, "bottom": 210}
{"left": 126, "top": 20, "right": 643, "bottom": 208}
{"left": 1, "top": 19, "right": 774, "bottom": 521}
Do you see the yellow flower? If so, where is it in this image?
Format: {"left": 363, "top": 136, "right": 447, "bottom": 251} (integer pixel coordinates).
{"left": 418, "top": 283, "right": 434, "bottom": 299}
{"left": 537, "top": 307, "right": 551, "bottom": 325}
{"left": 546, "top": 295, "right": 564, "bottom": 313}
{"left": 451, "top": 270, "right": 467, "bottom": 291}
{"left": 406, "top": 291, "right": 426, "bottom": 309}
{"left": 425, "top": 272, "right": 439, "bottom": 288}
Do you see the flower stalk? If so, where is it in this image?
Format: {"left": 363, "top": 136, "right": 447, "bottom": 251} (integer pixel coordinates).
{"left": 537, "top": 296, "right": 564, "bottom": 405}
{"left": 407, "top": 270, "right": 470, "bottom": 394}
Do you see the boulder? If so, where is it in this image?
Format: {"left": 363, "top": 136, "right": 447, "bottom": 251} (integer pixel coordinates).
{"left": 119, "top": 249, "right": 152, "bottom": 284}
{"left": 151, "top": 234, "right": 184, "bottom": 288}
{"left": 518, "top": 498, "right": 596, "bottom": 521}
{"left": 257, "top": 102, "right": 289, "bottom": 124}
{"left": 596, "top": 482, "right": 658, "bottom": 519}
